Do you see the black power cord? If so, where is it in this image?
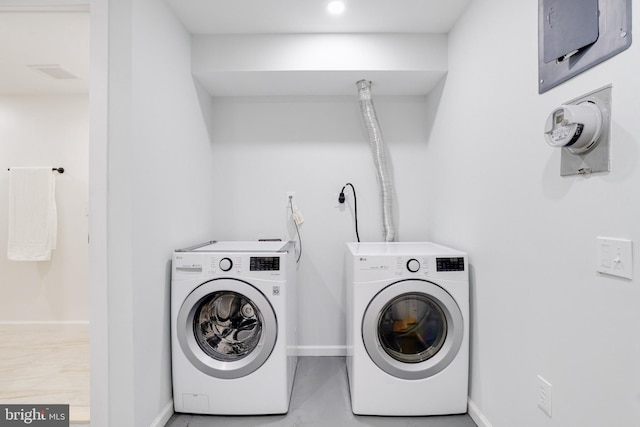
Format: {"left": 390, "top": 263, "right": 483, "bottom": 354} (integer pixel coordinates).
{"left": 339, "top": 183, "right": 360, "bottom": 242}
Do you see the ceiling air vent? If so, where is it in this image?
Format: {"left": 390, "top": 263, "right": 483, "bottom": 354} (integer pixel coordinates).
{"left": 27, "top": 64, "right": 78, "bottom": 80}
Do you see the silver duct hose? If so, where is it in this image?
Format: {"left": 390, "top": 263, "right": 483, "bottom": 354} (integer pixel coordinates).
{"left": 356, "top": 80, "right": 395, "bottom": 242}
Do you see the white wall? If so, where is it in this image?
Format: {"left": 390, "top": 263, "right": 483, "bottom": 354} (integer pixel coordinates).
{"left": 0, "top": 95, "right": 88, "bottom": 322}
{"left": 209, "top": 94, "right": 435, "bottom": 354}
{"left": 131, "top": 0, "right": 217, "bottom": 425}
{"left": 97, "top": 0, "right": 640, "bottom": 425}
{"left": 91, "top": 0, "right": 217, "bottom": 426}
{"left": 428, "top": 1, "right": 640, "bottom": 426}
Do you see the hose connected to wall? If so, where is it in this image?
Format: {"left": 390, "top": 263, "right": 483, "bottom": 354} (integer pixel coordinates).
{"left": 356, "top": 80, "right": 395, "bottom": 242}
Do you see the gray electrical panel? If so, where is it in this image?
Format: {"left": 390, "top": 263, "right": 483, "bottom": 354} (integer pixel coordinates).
{"left": 538, "top": 0, "right": 631, "bottom": 93}
{"left": 543, "top": 0, "right": 599, "bottom": 64}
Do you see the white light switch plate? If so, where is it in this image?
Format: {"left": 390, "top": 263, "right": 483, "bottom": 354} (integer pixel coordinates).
{"left": 537, "top": 375, "right": 553, "bottom": 417}
{"left": 596, "top": 237, "right": 633, "bottom": 279}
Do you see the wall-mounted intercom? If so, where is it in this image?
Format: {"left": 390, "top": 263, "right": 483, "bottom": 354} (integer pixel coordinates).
{"left": 538, "top": 0, "right": 631, "bottom": 93}
{"left": 544, "top": 85, "right": 611, "bottom": 176}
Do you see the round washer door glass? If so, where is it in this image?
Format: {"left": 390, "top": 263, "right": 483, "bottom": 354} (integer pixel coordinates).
{"left": 362, "top": 280, "right": 464, "bottom": 380}
{"left": 177, "top": 278, "right": 277, "bottom": 379}
{"left": 194, "top": 291, "right": 262, "bottom": 362}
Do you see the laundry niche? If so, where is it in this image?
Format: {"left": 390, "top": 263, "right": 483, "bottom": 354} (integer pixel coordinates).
{"left": 538, "top": 0, "right": 632, "bottom": 93}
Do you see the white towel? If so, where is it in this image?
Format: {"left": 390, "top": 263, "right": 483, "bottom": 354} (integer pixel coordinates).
{"left": 7, "top": 167, "right": 58, "bottom": 261}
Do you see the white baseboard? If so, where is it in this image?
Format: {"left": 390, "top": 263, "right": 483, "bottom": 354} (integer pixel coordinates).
{"left": 468, "top": 398, "right": 493, "bottom": 427}
{"left": 296, "top": 345, "right": 347, "bottom": 357}
{"left": 0, "top": 320, "right": 90, "bottom": 325}
{"left": 150, "top": 400, "right": 174, "bottom": 427}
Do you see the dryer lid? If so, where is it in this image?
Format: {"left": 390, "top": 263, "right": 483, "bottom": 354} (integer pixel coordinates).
{"left": 362, "top": 279, "right": 464, "bottom": 380}
{"left": 376, "top": 292, "right": 448, "bottom": 364}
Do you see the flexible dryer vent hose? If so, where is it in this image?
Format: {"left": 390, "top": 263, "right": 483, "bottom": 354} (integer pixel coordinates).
{"left": 356, "top": 80, "right": 395, "bottom": 242}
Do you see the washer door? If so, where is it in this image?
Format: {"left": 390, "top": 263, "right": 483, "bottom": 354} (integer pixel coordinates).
{"left": 177, "top": 278, "right": 277, "bottom": 379}
{"left": 362, "top": 279, "right": 463, "bottom": 380}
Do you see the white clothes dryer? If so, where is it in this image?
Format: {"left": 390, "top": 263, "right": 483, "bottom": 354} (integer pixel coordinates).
{"left": 171, "top": 241, "right": 297, "bottom": 415}
{"left": 345, "top": 242, "right": 469, "bottom": 416}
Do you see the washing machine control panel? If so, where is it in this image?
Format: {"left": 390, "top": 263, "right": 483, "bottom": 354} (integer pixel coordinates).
{"left": 173, "top": 253, "right": 284, "bottom": 277}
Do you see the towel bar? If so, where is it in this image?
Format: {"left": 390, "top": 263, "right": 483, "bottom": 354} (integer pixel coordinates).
{"left": 7, "top": 167, "right": 64, "bottom": 173}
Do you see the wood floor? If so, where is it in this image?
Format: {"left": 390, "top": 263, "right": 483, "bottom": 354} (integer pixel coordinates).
{"left": 0, "top": 323, "right": 90, "bottom": 424}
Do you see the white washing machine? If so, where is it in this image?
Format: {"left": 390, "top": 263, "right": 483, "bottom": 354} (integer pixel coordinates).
{"left": 345, "top": 242, "right": 469, "bottom": 416}
{"left": 171, "top": 240, "right": 297, "bottom": 415}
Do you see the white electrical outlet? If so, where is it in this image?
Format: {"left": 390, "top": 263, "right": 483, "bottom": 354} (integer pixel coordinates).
{"left": 537, "top": 375, "right": 552, "bottom": 417}
{"left": 596, "top": 237, "right": 633, "bottom": 279}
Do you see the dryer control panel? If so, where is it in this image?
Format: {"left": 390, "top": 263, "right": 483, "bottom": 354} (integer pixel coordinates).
{"left": 351, "top": 254, "right": 467, "bottom": 282}
{"left": 403, "top": 257, "right": 465, "bottom": 273}
{"left": 347, "top": 242, "right": 468, "bottom": 283}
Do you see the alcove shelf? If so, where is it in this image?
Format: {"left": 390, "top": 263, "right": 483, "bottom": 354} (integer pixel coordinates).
{"left": 192, "top": 33, "right": 448, "bottom": 97}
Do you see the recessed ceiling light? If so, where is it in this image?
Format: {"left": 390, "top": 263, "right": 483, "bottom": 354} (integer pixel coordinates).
{"left": 327, "top": 1, "right": 345, "bottom": 15}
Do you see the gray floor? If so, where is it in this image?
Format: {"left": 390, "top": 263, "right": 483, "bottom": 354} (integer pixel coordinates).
{"left": 165, "top": 357, "right": 477, "bottom": 427}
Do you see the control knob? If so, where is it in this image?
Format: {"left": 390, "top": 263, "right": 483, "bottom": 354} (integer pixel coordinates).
{"left": 406, "top": 258, "right": 420, "bottom": 273}
{"left": 219, "top": 257, "right": 233, "bottom": 272}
